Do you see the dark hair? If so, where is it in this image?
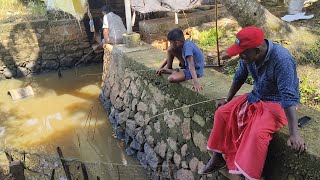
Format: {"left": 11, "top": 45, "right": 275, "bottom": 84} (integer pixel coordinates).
{"left": 101, "top": 5, "right": 111, "bottom": 14}
{"left": 167, "top": 28, "right": 185, "bottom": 42}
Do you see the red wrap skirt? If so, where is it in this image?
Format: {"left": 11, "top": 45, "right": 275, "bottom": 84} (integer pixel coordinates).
{"left": 207, "top": 94, "right": 288, "bottom": 180}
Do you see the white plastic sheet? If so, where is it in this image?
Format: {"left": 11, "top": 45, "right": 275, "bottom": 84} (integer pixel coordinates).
{"left": 131, "top": 0, "right": 203, "bottom": 13}
{"left": 281, "top": 12, "right": 314, "bottom": 22}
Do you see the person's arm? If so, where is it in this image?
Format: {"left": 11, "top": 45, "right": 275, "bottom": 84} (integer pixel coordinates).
{"left": 275, "top": 56, "right": 305, "bottom": 152}
{"left": 165, "top": 48, "right": 175, "bottom": 69}
{"left": 156, "top": 59, "right": 168, "bottom": 75}
{"left": 187, "top": 56, "right": 202, "bottom": 92}
{"left": 226, "top": 82, "right": 242, "bottom": 101}
{"left": 221, "top": 51, "right": 231, "bottom": 60}
{"left": 103, "top": 28, "right": 109, "bottom": 44}
{"left": 157, "top": 47, "right": 179, "bottom": 75}
{"left": 284, "top": 106, "right": 305, "bottom": 152}
{"left": 216, "top": 81, "right": 242, "bottom": 107}
{"left": 159, "top": 59, "right": 167, "bottom": 69}
{"left": 182, "top": 43, "right": 202, "bottom": 91}
{"left": 216, "top": 59, "right": 248, "bottom": 107}
{"left": 102, "top": 14, "right": 109, "bottom": 47}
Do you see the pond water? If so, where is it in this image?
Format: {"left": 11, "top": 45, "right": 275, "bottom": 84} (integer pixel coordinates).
{"left": 0, "top": 64, "right": 147, "bottom": 180}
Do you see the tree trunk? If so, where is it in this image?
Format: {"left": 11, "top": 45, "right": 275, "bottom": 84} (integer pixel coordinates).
{"left": 218, "top": 0, "right": 295, "bottom": 38}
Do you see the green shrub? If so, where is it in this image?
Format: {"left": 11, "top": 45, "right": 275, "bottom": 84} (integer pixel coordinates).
{"left": 197, "top": 28, "right": 222, "bottom": 51}
{"left": 299, "top": 39, "right": 320, "bottom": 65}
{"left": 299, "top": 74, "right": 320, "bottom": 106}
{"left": 27, "top": 0, "right": 47, "bottom": 17}
{"left": 0, "top": 0, "right": 46, "bottom": 20}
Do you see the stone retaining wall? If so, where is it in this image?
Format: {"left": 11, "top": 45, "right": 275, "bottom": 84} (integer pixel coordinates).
{"left": 100, "top": 44, "right": 320, "bottom": 180}
{"left": 99, "top": 44, "right": 249, "bottom": 179}
{"left": 0, "top": 19, "right": 102, "bottom": 80}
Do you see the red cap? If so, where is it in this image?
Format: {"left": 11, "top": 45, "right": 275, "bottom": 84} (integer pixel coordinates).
{"left": 226, "top": 26, "right": 265, "bottom": 56}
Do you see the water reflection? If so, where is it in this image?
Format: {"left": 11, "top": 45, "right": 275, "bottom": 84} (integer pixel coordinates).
{"left": 0, "top": 65, "right": 146, "bottom": 179}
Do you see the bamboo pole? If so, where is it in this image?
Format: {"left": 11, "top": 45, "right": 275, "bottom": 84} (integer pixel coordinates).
{"left": 124, "top": 0, "right": 133, "bottom": 33}
{"left": 57, "top": 147, "right": 72, "bottom": 180}
{"left": 81, "top": 163, "right": 89, "bottom": 180}
{"left": 215, "top": 0, "right": 221, "bottom": 66}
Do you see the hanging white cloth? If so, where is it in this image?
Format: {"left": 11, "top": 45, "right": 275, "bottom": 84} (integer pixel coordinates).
{"left": 130, "top": 0, "right": 203, "bottom": 13}
{"left": 281, "top": 12, "right": 314, "bottom": 22}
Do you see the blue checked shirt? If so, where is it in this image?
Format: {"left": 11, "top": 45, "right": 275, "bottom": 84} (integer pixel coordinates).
{"left": 233, "top": 40, "right": 300, "bottom": 108}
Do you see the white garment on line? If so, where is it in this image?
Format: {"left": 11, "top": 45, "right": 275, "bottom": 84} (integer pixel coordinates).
{"left": 281, "top": 12, "right": 314, "bottom": 22}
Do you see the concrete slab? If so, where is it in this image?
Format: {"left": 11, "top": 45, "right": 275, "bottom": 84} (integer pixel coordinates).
{"left": 113, "top": 43, "right": 154, "bottom": 54}
{"left": 122, "top": 44, "right": 252, "bottom": 100}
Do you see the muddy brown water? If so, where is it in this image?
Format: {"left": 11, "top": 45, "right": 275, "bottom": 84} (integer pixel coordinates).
{"left": 0, "top": 64, "right": 147, "bottom": 180}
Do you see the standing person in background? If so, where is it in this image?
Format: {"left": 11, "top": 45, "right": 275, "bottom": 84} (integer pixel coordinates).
{"left": 101, "top": 5, "right": 127, "bottom": 47}
{"left": 83, "top": 0, "right": 106, "bottom": 50}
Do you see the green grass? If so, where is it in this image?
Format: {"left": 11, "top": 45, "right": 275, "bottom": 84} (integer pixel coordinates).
{"left": 293, "top": 37, "right": 320, "bottom": 110}
{"left": 196, "top": 28, "right": 222, "bottom": 52}
{"left": 299, "top": 39, "right": 320, "bottom": 65}
{"left": 0, "top": 0, "right": 46, "bottom": 21}
{"left": 27, "top": 0, "right": 47, "bottom": 17}
{"left": 190, "top": 27, "right": 236, "bottom": 54}
{"left": 0, "top": 0, "right": 26, "bottom": 18}
{"left": 299, "top": 74, "right": 320, "bottom": 109}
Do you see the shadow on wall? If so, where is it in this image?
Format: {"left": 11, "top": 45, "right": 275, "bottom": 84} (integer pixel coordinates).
{"left": 0, "top": 18, "right": 103, "bottom": 77}
{"left": 0, "top": 0, "right": 105, "bottom": 80}
{"left": 0, "top": 18, "right": 105, "bottom": 102}
{"left": 1, "top": 22, "right": 43, "bottom": 79}
{"left": 0, "top": 21, "right": 45, "bottom": 80}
